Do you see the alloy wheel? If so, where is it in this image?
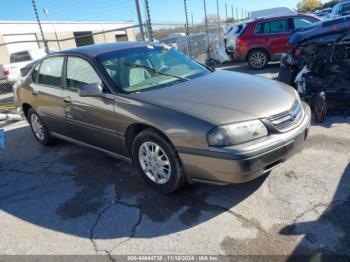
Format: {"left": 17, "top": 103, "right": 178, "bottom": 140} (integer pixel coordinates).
{"left": 250, "top": 52, "right": 267, "bottom": 69}
{"left": 30, "top": 114, "right": 45, "bottom": 141}
{"left": 138, "top": 141, "right": 172, "bottom": 184}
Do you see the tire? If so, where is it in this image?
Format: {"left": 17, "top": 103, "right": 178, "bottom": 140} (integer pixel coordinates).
{"left": 132, "top": 128, "right": 185, "bottom": 193}
{"left": 313, "top": 92, "right": 327, "bottom": 123}
{"left": 248, "top": 49, "right": 269, "bottom": 70}
{"left": 28, "top": 108, "right": 55, "bottom": 146}
{"left": 278, "top": 66, "right": 297, "bottom": 86}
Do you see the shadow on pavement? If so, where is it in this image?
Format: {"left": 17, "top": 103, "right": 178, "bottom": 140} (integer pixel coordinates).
{"left": 281, "top": 164, "right": 350, "bottom": 257}
{"left": 0, "top": 124, "right": 267, "bottom": 240}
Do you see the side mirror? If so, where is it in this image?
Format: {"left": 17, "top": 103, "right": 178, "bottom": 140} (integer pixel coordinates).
{"left": 78, "top": 83, "right": 103, "bottom": 97}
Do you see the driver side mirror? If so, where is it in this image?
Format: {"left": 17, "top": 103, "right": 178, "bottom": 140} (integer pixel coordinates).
{"left": 78, "top": 83, "right": 103, "bottom": 97}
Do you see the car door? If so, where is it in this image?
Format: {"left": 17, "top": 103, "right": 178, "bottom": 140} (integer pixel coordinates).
{"left": 254, "top": 19, "right": 291, "bottom": 57}
{"left": 30, "top": 56, "right": 67, "bottom": 134}
{"left": 62, "top": 56, "right": 122, "bottom": 154}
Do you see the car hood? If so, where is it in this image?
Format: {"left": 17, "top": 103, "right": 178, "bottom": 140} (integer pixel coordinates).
{"left": 132, "top": 70, "right": 297, "bottom": 125}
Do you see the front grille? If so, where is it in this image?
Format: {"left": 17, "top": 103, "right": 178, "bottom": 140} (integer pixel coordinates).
{"left": 268, "top": 101, "right": 304, "bottom": 132}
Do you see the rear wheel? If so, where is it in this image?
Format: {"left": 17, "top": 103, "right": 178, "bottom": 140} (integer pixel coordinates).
{"left": 132, "top": 128, "right": 185, "bottom": 193}
{"left": 28, "top": 108, "right": 55, "bottom": 146}
{"left": 248, "top": 49, "right": 268, "bottom": 70}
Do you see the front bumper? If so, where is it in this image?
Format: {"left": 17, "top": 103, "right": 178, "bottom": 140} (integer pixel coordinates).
{"left": 178, "top": 103, "right": 311, "bottom": 185}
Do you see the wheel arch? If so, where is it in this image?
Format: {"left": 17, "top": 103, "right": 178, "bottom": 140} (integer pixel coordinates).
{"left": 246, "top": 47, "right": 270, "bottom": 62}
{"left": 125, "top": 123, "right": 174, "bottom": 158}
{"left": 22, "top": 103, "right": 32, "bottom": 120}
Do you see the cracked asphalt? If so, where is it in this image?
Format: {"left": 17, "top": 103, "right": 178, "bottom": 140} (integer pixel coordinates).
{"left": 0, "top": 63, "right": 349, "bottom": 257}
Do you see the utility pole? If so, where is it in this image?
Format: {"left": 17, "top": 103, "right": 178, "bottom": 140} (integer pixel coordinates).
{"left": 231, "top": 5, "right": 234, "bottom": 22}
{"left": 203, "top": 0, "right": 210, "bottom": 61}
{"left": 216, "top": 0, "right": 221, "bottom": 42}
{"left": 144, "top": 0, "right": 153, "bottom": 41}
{"left": 32, "top": 0, "right": 49, "bottom": 53}
{"left": 135, "top": 0, "right": 145, "bottom": 41}
{"left": 43, "top": 8, "right": 61, "bottom": 50}
{"left": 236, "top": 7, "right": 239, "bottom": 22}
{"left": 225, "top": 3, "right": 228, "bottom": 22}
{"left": 184, "top": 0, "right": 191, "bottom": 57}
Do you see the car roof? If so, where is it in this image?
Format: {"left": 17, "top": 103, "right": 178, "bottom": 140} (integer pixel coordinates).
{"left": 253, "top": 14, "right": 317, "bottom": 23}
{"left": 57, "top": 41, "right": 152, "bottom": 58}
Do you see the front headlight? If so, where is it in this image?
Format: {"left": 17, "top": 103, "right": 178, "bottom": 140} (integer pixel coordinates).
{"left": 207, "top": 120, "right": 268, "bottom": 147}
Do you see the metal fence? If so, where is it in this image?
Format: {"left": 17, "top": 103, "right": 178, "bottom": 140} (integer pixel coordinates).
{"left": 0, "top": 0, "right": 250, "bottom": 112}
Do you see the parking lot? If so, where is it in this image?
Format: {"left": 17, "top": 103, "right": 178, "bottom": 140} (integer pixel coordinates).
{"left": 0, "top": 63, "right": 349, "bottom": 258}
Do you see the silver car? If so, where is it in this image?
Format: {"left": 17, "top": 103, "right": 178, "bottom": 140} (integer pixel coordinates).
{"left": 17, "top": 42, "right": 311, "bottom": 193}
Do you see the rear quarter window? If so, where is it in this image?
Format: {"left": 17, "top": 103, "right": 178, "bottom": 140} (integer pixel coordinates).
{"left": 255, "top": 19, "right": 289, "bottom": 34}
{"left": 293, "top": 18, "right": 314, "bottom": 29}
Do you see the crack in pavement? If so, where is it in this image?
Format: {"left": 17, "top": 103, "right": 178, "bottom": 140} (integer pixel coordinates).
{"left": 109, "top": 209, "right": 144, "bottom": 253}
{"left": 89, "top": 189, "right": 146, "bottom": 259}
{"left": 89, "top": 199, "right": 119, "bottom": 261}
{"left": 178, "top": 193, "right": 268, "bottom": 234}
{"left": 292, "top": 200, "right": 345, "bottom": 225}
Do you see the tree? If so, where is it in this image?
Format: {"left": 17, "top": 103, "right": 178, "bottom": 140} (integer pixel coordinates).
{"left": 297, "top": 0, "right": 322, "bottom": 12}
{"left": 322, "top": 0, "right": 339, "bottom": 9}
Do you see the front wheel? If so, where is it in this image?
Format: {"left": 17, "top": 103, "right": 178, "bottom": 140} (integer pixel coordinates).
{"left": 132, "top": 128, "right": 186, "bottom": 193}
{"left": 248, "top": 50, "right": 268, "bottom": 70}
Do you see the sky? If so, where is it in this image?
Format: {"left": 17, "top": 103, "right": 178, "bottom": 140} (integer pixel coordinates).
{"left": 1, "top": 0, "right": 327, "bottom": 24}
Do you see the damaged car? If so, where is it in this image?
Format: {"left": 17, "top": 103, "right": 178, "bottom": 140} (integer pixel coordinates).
{"left": 278, "top": 15, "right": 350, "bottom": 122}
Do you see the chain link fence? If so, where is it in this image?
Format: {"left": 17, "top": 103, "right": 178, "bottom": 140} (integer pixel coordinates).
{"left": 0, "top": 0, "right": 250, "bottom": 113}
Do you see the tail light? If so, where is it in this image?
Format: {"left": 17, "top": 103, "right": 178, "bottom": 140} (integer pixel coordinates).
{"left": 2, "top": 68, "right": 9, "bottom": 76}
{"left": 236, "top": 38, "right": 246, "bottom": 47}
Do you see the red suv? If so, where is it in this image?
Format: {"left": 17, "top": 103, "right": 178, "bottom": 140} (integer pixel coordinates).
{"left": 225, "top": 14, "right": 320, "bottom": 69}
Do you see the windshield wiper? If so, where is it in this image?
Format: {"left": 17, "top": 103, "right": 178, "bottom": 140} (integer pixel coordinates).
{"left": 122, "top": 63, "right": 189, "bottom": 82}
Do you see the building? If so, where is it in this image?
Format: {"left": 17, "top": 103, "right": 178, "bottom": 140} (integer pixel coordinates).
{"left": 0, "top": 20, "right": 136, "bottom": 64}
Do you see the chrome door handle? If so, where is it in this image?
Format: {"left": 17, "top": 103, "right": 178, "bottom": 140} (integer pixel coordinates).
{"left": 64, "top": 97, "right": 72, "bottom": 103}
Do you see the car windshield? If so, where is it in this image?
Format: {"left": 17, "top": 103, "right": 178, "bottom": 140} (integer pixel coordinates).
{"left": 98, "top": 45, "right": 210, "bottom": 93}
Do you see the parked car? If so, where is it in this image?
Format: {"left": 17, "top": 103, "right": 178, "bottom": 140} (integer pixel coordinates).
{"left": 330, "top": 0, "right": 350, "bottom": 18}
{"left": 0, "top": 49, "right": 47, "bottom": 85}
{"left": 224, "top": 22, "right": 247, "bottom": 54}
{"left": 226, "top": 14, "right": 320, "bottom": 69}
{"left": 17, "top": 42, "right": 311, "bottom": 193}
{"left": 314, "top": 8, "right": 332, "bottom": 19}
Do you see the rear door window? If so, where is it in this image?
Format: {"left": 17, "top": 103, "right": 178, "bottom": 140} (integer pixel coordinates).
{"left": 38, "top": 57, "right": 64, "bottom": 87}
